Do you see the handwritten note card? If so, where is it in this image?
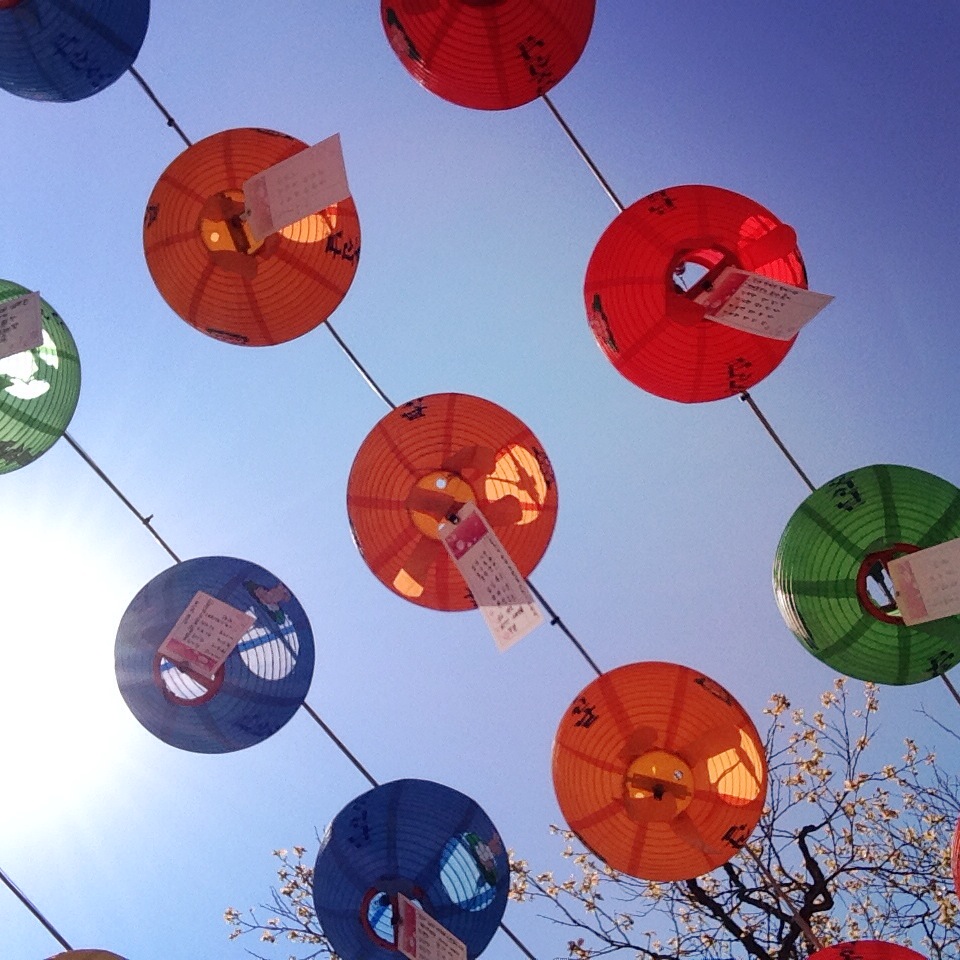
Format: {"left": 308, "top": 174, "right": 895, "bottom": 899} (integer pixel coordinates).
{"left": 243, "top": 133, "right": 350, "bottom": 241}
{"left": 439, "top": 501, "right": 543, "bottom": 651}
{"left": 158, "top": 591, "right": 255, "bottom": 680}
{"left": 694, "top": 268, "right": 833, "bottom": 341}
{"left": 397, "top": 893, "right": 467, "bottom": 960}
{"left": 0, "top": 291, "right": 42, "bottom": 361}
{"left": 888, "top": 538, "right": 960, "bottom": 626}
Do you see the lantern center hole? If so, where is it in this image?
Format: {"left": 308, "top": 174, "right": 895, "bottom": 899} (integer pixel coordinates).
{"left": 152, "top": 653, "right": 225, "bottom": 706}
{"left": 623, "top": 749, "right": 694, "bottom": 822}
{"left": 199, "top": 189, "right": 266, "bottom": 258}
{"left": 670, "top": 246, "right": 738, "bottom": 302}
{"left": 408, "top": 471, "right": 476, "bottom": 540}
{"left": 856, "top": 543, "right": 920, "bottom": 624}
{"left": 359, "top": 884, "right": 425, "bottom": 950}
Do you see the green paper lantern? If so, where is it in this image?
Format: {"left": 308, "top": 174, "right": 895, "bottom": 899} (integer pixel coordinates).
{"left": 0, "top": 280, "right": 81, "bottom": 473}
{"left": 774, "top": 464, "right": 960, "bottom": 685}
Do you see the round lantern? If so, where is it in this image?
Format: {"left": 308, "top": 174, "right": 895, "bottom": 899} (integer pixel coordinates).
{"left": 952, "top": 814, "right": 960, "bottom": 899}
{"left": 583, "top": 184, "right": 808, "bottom": 403}
{"left": 347, "top": 392, "right": 558, "bottom": 611}
{"left": 143, "top": 127, "right": 360, "bottom": 346}
{"left": 115, "top": 556, "right": 314, "bottom": 753}
{"left": 0, "top": 0, "right": 149, "bottom": 102}
{"left": 552, "top": 661, "right": 767, "bottom": 881}
{"left": 0, "top": 280, "right": 81, "bottom": 474}
{"left": 808, "top": 942, "right": 927, "bottom": 960}
{"left": 314, "top": 779, "right": 509, "bottom": 959}
{"left": 47, "top": 952, "right": 129, "bottom": 960}
{"left": 774, "top": 464, "right": 960, "bottom": 686}
{"left": 380, "top": 0, "right": 595, "bottom": 110}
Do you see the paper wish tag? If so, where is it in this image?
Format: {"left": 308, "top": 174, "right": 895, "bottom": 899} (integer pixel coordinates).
{"left": 396, "top": 893, "right": 467, "bottom": 960}
{"left": 888, "top": 538, "right": 960, "bottom": 626}
{"left": 694, "top": 267, "right": 833, "bottom": 341}
{"left": 439, "top": 501, "right": 543, "bottom": 652}
{"left": 243, "top": 132, "right": 351, "bottom": 241}
{"left": 158, "top": 591, "right": 256, "bottom": 680}
{"left": 0, "top": 291, "right": 43, "bottom": 361}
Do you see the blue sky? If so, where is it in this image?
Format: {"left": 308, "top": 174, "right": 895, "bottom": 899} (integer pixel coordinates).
{"left": 3, "top": 3, "right": 960, "bottom": 958}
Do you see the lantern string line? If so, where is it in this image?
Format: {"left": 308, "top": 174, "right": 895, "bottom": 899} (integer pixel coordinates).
{"left": 740, "top": 844, "right": 824, "bottom": 952}
{"left": 939, "top": 672, "right": 960, "bottom": 709}
{"left": 739, "top": 392, "right": 817, "bottom": 493}
{"left": 0, "top": 866, "right": 73, "bottom": 952}
{"left": 526, "top": 578, "right": 602, "bottom": 677}
{"left": 127, "top": 66, "right": 193, "bottom": 148}
{"left": 62, "top": 431, "right": 182, "bottom": 563}
{"left": 540, "top": 92, "right": 625, "bottom": 213}
{"left": 297, "top": 703, "right": 537, "bottom": 958}
{"left": 323, "top": 322, "right": 397, "bottom": 409}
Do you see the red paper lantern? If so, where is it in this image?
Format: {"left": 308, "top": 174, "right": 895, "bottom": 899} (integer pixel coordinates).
{"left": 552, "top": 662, "right": 767, "bottom": 881}
{"left": 584, "top": 184, "right": 808, "bottom": 403}
{"left": 808, "top": 942, "right": 927, "bottom": 960}
{"left": 952, "top": 814, "right": 960, "bottom": 899}
{"left": 381, "top": 0, "right": 595, "bottom": 110}
{"left": 144, "top": 127, "right": 360, "bottom": 346}
{"left": 347, "top": 392, "right": 558, "bottom": 611}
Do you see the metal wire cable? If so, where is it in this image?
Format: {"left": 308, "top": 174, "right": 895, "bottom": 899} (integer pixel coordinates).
{"left": 541, "top": 91, "right": 625, "bottom": 213}
{"left": 739, "top": 392, "right": 817, "bottom": 492}
{"left": 0, "top": 866, "right": 73, "bottom": 952}
{"left": 127, "top": 66, "right": 193, "bottom": 147}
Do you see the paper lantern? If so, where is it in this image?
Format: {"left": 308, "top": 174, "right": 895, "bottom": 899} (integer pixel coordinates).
{"left": 381, "top": 0, "right": 595, "bottom": 110}
{"left": 143, "top": 127, "right": 360, "bottom": 346}
{"left": 952, "top": 814, "right": 960, "bottom": 899}
{"left": 314, "top": 779, "right": 509, "bottom": 959}
{"left": 552, "top": 661, "right": 767, "bottom": 881}
{"left": 46, "top": 952, "right": 129, "bottom": 960}
{"left": 583, "top": 184, "right": 808, "bottom": 403}
{"left": 774, "top": 464, "right": 960, "bottom": 685}
{"left": 115, "top": 556, "right": 314, "bottom": 753}
{"left": 808, "top": 942, "right": 927, "bottom": 960}
{"left": 0, "top": 280, "right": 81, "bottom": 474}
{"left": 347, "top": 392, "right": 558, "bottom": 611}
{"left": 0, "top": 0, "right": 148, "bottom": 102}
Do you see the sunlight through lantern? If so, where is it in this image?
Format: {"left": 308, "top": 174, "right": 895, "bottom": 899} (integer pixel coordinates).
{"left": 552, "top": 662, "right": 767, "bottom": 881}
{"left": 0, "top": 0, "right": 148, "bottom": 102}
{"left": 774, "top": 464, "right": 960, "bottom": 686}
{"left": 115, "top": 556, "right": 314, "bottom": 753}
{"left": 584, "top": 184, "right": 807, "bottom": 403}
{"left": 46, "top": 952, "right": 129, "bottom": 960}
{"left": 0, "top": 280, "right": 81, "bottom": 474}
{"left": 347, "top": 392, "right": 558, "bottom": 610}
{"left": 808, "top": 942, "right": 927, "bottom": 960}
{"left": 143, "top": 127, "right": 360, "bottom": 346}
{"left": 381, "top": 0, "right": 595, "bottom": 110}
{"left": 314, "top": 779, "right": 508, "bottom": 959}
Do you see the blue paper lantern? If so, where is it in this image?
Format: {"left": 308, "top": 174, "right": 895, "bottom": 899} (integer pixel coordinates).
{"left": 115, "top": 556, "right": 314, "bottom": 753}
{"left": 314, "top": 779, "right": 509, "bottom": 959}
{"left": 0, "top": 0, "right": 149, "bottom": 102}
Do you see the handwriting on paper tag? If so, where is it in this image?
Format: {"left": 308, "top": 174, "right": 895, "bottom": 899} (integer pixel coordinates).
{"left": 439, "top": 501, "right": 543, "bottom": 652}
{"left": 0, "top": 291, "right": 43, "bottom": 361}
{"left": 694, "top": 268, "right": 833, "bottom": 340}
{"left": 397, "top": 893, "right": 467, "bottom": 960}
{"left": 243, "top": 133, "right": 350, "bottom": 241}
{"left": 888, "top": 538, "right": 960, "bottom": 626}
{"left": 158, "top": 591, "right": 256, "bottom": 680}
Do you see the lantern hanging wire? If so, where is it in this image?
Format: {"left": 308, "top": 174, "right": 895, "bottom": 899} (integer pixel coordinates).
{"left": 0, "top": 865, "right": 72, "bottom": 952}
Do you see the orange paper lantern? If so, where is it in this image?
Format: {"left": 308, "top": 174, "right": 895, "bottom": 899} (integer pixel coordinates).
{"left": 381, "top": 0, "right": 595, "bottom": 110}
{"left": 584, "top": 184, "right": 807, "bottom": 403}
{"left": 46, "top": 952, "right": 129, "bottom": 960}
{"left": 952, "top": 814, "right": 960, "bottom": 899}
{"left": 143, "top": 127, "right": 360, "bottom": 346}
{"left": 552, "top": 662, "right": 767, "bottom": 881}
{"left": 809, "top": 942, "right": 926, "bottom": 960}
{"left": 347, "top": 392, "right": 558, "bottom": 611}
